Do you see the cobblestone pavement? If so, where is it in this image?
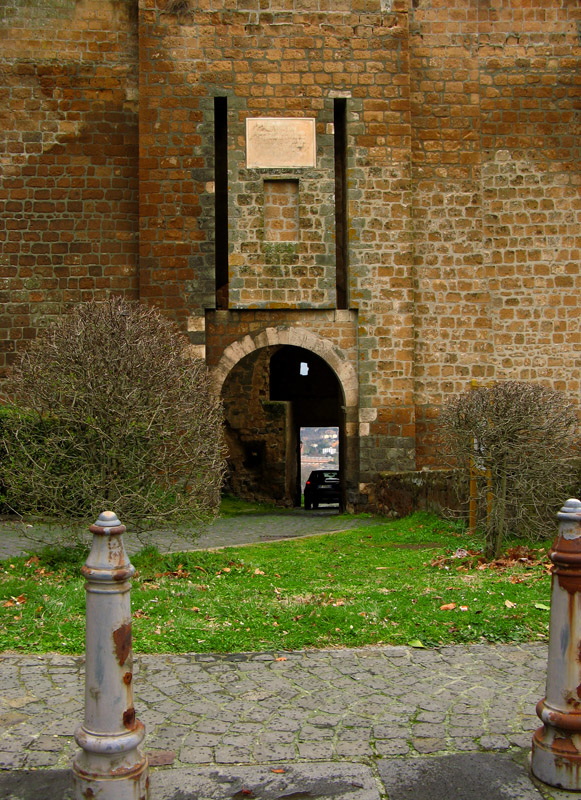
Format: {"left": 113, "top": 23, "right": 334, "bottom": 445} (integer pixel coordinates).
{"left": 0, "top": 643, "right": 545, "bottom": 776}
{"left": 0, "top": 508, "right": 375, "bottom": 560}
{"left": 0, "top": 514, "right": 558, "bottom": 797}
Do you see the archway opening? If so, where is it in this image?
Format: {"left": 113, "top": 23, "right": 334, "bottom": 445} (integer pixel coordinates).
{"left": 220, "top": 344, "right": 344, "bottom": 508}
{"left": 270, "top": 346, "right": 344, "bottom": 508}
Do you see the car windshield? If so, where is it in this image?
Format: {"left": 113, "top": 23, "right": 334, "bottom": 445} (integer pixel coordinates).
{"left": 310, "top": 471, "right": 338, "bottom": 482}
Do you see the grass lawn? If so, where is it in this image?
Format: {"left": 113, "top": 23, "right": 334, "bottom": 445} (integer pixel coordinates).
{"left": 0, "top": 512, "right": 552, "bottom": 654}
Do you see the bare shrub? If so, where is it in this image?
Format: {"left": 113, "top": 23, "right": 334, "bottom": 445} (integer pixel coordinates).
{"left": 439, "top": 381, "right": 579, "bottom": 558}
{"left": 0, "top": 298, "right": 226, "bottom": 528}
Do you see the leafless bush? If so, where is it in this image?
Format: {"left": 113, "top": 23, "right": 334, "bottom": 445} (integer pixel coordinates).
{"left": 440, "top": 381, "right": 579, "bottom": 558}
{"left": 1, "top": 298, "right": 226, "bottom": 529}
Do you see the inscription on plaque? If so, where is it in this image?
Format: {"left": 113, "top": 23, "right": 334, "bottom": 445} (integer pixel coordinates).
{"left": 246, "top": 118, "right": 316, "bottom": 169}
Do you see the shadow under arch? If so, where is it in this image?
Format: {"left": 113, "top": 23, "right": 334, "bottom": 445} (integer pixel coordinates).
{"left": 211, "top": 326, "right": 358, "bottom": 408}
{"left": 211, "top": 326, "right": 359, "bottom": 510}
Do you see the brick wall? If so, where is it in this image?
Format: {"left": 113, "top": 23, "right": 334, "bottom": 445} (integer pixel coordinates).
{"left": 410, "top": 0, "right": 580, "bottom": 469}
{"left": 0, "top": 0, "right": 139, "bottom": 379}
{"left": 2, "top": 0, "right": 579, "bottom": 509}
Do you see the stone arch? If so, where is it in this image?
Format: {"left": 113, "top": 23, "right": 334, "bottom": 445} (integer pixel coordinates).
{"left": 211, "top": 326, "right": 358, "bottom": 410}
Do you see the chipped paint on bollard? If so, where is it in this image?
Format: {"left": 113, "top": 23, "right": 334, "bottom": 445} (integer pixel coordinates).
{"left": 72, "top": 511, "right": 149, "bottom": 800}
{"left": 532, "top": 498, "right": 581, "bottom": 791}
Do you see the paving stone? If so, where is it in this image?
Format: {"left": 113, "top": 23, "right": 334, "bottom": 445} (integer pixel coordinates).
{"left": 373, "top": 724, "right": 409, "bottom": 740}
{"left": 416, "top": 710, "right": 446, "bottom": 723}
{"left": 375, "top": 739, "right": 411, "bottom": 756}
{"left": 478, "top": 734, "right": 511, "bottom": 751}
{"left": 215, "top": 745, "right": 253, "bottom": 763}
{"left": 23, "top": 750, "right": 59, "bottom": 767}
{"left": 259, "top": 730, "right": 295, "bottom": 744}
{"left": 377, "top": 753, "right": 544, "bottom": 800}
{"left": 0, "top": 770, "right": 73, "bottom": 799}
{"left": 179, "top": 746, "right": 214, "bottom": 763}
{"left": 28, "top": 735, "right": 62, "bottom": 752}
{"left": 195, "top": 719, "right": 231, "bottom": 734}
{"left": 412, "top": 737, "right": 447, "bottom": 754}
{"left": 299, "top": 725, "right": 334, "bottom": 740}
{"left": 253, "top": 743, "right": 296, "bottom": 761}
{"left": 297, "top": 741, "right": 335, "bottom": 759}
{"left": 153, "top": 762, "right": 381, "bottom": 799}
{"left": 412, "top": 723, "right": 447, "bottom": 738}
{"left": 336, "top": 740, "right": 373, "bottom": 756}
{"left": 182, "top": 732, "right": 223, "bottom": 748}
{"left": 451, "top": 738, "right": 480, "bottom": 751}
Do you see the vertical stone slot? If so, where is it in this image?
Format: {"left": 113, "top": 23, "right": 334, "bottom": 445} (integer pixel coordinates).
{"left": 264, "top": 180, "right": 299, "bottom": 242}
{"left": 214, "top": 97, "right": 229, "bottom": 308}
{"left": 334, "top": 98, "right": 348, "bottom": 309}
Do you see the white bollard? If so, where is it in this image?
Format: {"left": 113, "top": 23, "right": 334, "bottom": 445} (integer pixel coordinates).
{"left": 72, "top": 511, "right": 149, "bottom": 800}
{"left": 531, "top": 498, "right": 581, "bottom": 791}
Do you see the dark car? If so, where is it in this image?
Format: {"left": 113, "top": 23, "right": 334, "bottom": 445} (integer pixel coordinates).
{"left": 304, "top": 469, "right": 341, "bottom": 510}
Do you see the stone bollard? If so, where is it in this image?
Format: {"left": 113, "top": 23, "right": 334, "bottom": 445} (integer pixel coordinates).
{"left": 72, "top": 511, "right": 149, "bottom": 800}
{"left": 531, "top": 498, "right": 581, "bottom": 791}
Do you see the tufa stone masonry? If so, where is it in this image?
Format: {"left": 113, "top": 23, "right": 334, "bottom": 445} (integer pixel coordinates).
{"left": 0, "top": 0, "right": 579, "bottom": 509}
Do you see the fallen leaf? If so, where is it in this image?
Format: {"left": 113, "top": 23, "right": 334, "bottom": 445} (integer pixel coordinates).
{"left": 440, "top": 603, "right": 456, "bottom": 611}
{"left": 271, "top": 768, "right": 285, "bottom": 774}
{"left": 3, "top": 595, "right": 26, "bottom": 608}
{"left": 459, "top": 606, "right": 468, "bottom": 611}
{"left": 408, "top": 639, "right": 426, "bottom": 648}
{"left": 376, "top": 567, "right": 387, "bottom": 570}
{"left": 191, "top": 606, "right": 200, "bottom": 613}
{"left": 254, "top": 569, "right": 265, "bottom": 576}
{"left": 275, "top": 657, "right": 287, "bottom": 662}
{"left": 505, "top": 599, "right": 517, "bottom": 608}
{"left": 25, "top": 556, "right": 39, "bottom": 568}
{"left": 141, "top": 580, "right": 160, "bottom": 590}
{"left": 535, "top": 603, "right": 550, "bottom": 610}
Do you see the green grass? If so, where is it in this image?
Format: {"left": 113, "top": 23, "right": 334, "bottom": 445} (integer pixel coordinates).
{"left": 0, "top": 512, "right": 552, "bottom": 654}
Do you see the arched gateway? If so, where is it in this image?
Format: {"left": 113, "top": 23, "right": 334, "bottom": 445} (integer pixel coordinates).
{"left": 210, "top": 327, "right": 359, "bottom": 510}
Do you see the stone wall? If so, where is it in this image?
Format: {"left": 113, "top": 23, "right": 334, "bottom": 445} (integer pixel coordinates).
{"left": 410, "top": 0, "right": 580, "bottom": 467}
{"left": 1, "top": 0, "right": 579, "bottom": 510}
{"left": 222, "top": 346, "right": 292, "bottom": 503}
{"left": 374, "top": 469, "right": 463, "bottom": 519}
{"left": 0, "top": 0, "right": 139, "bottom": 379}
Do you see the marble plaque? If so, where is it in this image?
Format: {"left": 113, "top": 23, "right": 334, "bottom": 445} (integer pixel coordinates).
{"left": 246, "top": 117, "right": 316, "bottom": 168}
